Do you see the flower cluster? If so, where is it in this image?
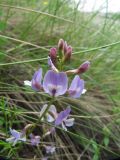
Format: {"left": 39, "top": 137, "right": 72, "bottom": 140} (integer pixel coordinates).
{"left": 24, "top": 39, "right": 90, "bottom": 98}
{"left": 6, "top": 39, "right": 90, "bottom": 158}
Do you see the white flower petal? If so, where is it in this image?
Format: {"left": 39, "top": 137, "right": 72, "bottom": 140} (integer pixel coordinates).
{"left": 6, "top": 137, "right": 15, "bottom": 143}
{"left": 24, "top": 80, "right": 31, "bottom": 86}
{"left": 64, "top": 118, "right": 75, "bottom": 127}
{"left": 62, "top": 122, "right": 67, "bottom": 131}
{"left": 20, "top": 136, "right": 26, "bottom": 142}
{"left": 12, "top": 139, "right": 18, "bottom": 146}
{"left": 47, "top": 114, "right": 55, "bottom": 122}
{"left": 49, "top": 105, "right": 58, "bottom": 118}
{"left": 49, "top": 105, "right": 57, "bottom": 114}
{"left": 82, "top": 89, "right": 87, "bottom": 94}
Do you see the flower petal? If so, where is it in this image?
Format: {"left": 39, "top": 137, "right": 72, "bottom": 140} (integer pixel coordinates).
{"left": 10, "top": 128, "right": 21, "bottom": 139}
{"left": 49, "top": 105, "right": 57, "bottom": 118}
{"left": 82, "top": 89, "right": 87, "bottom": 94}
{"left": 68, "top": 75, "right": 84, "bottom": 98}
{"left": 55, "top": 107, "right": 71, "bottom": 126}
{"left": 6, "top": 137, "right": 15, "bottom": 143}
{"left": 61, "top": 122, "right": 67, "bottom": 131}
{"left": 31, "top": 68, "right": 42, "bottom": 91}
{"left": 48, "top": 57, "right": 58, "bottom": 72}
{"left": 24, "top": 80, "right": 31, "bottom": 87}
{"left": 64, "top": 118, "right": 75, "bottom": 127}
{"left": 30, "top": 134, "right": 40, "bottom": 146}
{"left": 20, "top": 136, "right": 26, "bottom": 142}
{"left": 45, "top": 145, "right": 56, "bottom": 154}
{"left": 12, "top": 139, "right": 18, "bottom": 146}
{"left": 47, "top": 114, "right": 55, "bottom": 122}
{"left": 43, "top": 70, "right": 68, "bottom": 97}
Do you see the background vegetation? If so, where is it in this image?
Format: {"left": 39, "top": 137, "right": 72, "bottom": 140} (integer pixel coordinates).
{"left": 0, "top": 0, "right": 120, "bottom": 159}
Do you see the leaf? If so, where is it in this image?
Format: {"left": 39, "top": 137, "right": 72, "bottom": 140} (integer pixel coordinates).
{"left": 91, "top": 140, "right": 98, "bottom": 152}
{"left": 93, "top": 154, "right": 99, "bottom": 160}
{"left": 104, "top": 137, "right": 109, "bottom": 147}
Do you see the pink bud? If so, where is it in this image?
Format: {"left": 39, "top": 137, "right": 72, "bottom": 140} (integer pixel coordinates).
{"left": 77, "top": 61, "right": 90, "bottom": 74}
{"left": 63, "top": 41, "right": 68, "bottom": 54}
{"left": 49, "top": 48, "right": 57, "bottom": 64}
{"left": 58, "top": 39, "right": 64, "bottom": 50}
{"left": 64, "top": 46, "right": 72, "bottom": 61}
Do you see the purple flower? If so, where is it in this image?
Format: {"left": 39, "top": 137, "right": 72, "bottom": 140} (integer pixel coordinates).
{"left": 43, "top": 70, "right": 68, "bottom": 97}
{"left": 68, "top": 75, "right": 84, "bottom": 98}
{"left": 30, "top": 134, "right": 40, "bottom": 146}
{"left": 6, "top": 128, "right": 26, "bottom": 146}
{"left": 44, "top": 145, "right": 56, "bottom": 154}
{"left": 24, "top": 68, "right": 42, "bottom": 91}
{"left": 55, "top": 107, "right": 74, "bottom": 131}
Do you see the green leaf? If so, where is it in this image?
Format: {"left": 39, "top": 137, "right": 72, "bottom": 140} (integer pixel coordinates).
{"left": 104, "top": 137, "right": 109, "bottom": 147}
{"left": 93, "top": 154, "right": 99, "bottom": 160}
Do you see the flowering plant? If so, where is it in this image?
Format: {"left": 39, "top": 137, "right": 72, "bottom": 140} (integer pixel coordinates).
{"left": 6, "top": 39, "right": 90, "bottom": 158}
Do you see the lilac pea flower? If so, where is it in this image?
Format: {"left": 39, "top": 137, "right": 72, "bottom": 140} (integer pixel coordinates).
{"left": 55, "top": 107, "right": 74, "bottom": 131}
{"left": 40, "top": 104, "right": 58, "bottom": 122}
{"left": 30, "top": 134, "right": 40, "bottom": 146}
{"left": 43, "top": 70, "right": 68, "bottom": 97}
{"left": 68, "top": 75, "right": 84, "bottom": 98}
{"left": 48, "top": 57, "right": 59, "bottom": 73}
{"left": 6, "top": 128, "right": 26, "bottom": 146}
{"left": 44, "top": 145, "right": 56, "bottom": 154}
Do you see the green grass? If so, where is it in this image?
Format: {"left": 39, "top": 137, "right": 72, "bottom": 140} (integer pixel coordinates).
{"left": 0, "top": 0, "right": 120, "bottom": 159}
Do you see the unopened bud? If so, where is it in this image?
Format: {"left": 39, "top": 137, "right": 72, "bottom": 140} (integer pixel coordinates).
{"left": 49, "top": 48, "right": 57, "bottom": 64}
{"left": 58, "top": 39, "right": 64, "bottom": 50}
{"left": 63, "top": 41, "right": 68, "bottom": 54}
{"left": 64, "top": 46, "right": 72, "bottom": 61}
{"left": 77, "top": 61, "right": 90, "bottom": 74}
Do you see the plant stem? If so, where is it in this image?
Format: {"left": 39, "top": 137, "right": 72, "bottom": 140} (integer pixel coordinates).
{"left": 38, "top": 97, "right": 55, "bottom": 122}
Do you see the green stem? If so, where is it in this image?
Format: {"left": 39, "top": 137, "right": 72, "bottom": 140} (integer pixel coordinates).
{"left": 38, "top": 97, "right": 55, "bottom": 122}
{"left": 26, "top": 97, "right": 54, "bottom": 136}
